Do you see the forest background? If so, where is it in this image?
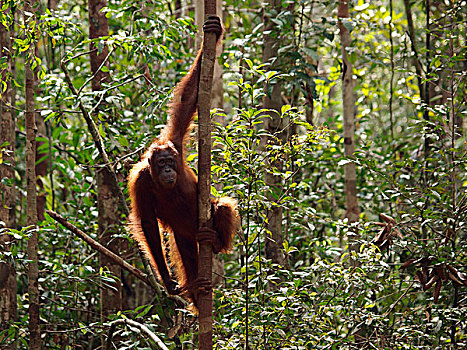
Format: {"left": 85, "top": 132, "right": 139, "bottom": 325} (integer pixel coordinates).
{"left": 0, "top": 0, "right": 466, "bottom": 349}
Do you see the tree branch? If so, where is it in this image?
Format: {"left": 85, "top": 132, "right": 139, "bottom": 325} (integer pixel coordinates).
{"left": 60, "top": 57, "right": 160, "bottom": 289}
{"left": 60, "top": 58, "right": 129, "bottom": 215}
{"left": 46, "top": 210, "right": 152, "bottom": 286}
{"left": 107, "top": 319, "right": 170, "bottom": 350}
{"left": 47, "top": 210, "right": 188, "bottom": 309}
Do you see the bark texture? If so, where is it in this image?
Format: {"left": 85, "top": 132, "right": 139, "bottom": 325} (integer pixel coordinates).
{"left": 25, "top": 1, "right": 40, "bottom": 348}
{"left": 88, "top": 0, "right": 110, "bottom": 91}
{"left": 35, "top": 120, "right": 47, "bottom": 221}
{"left": 197, "top": 0, "right": 218, "bottom": 348}
{"left": 0, "top": 1, "right": 17, "bottom": 340}
{"left": 262, "top": 0, "right": 286, "bottom": 268}
{"left": 87, "top": 0, "right": 122, "bottom": 321}
{"left": 338, "top": 0, "right": 360, "bottom": 224}
{"left": 195, "top": 0, "right": 225, "bottom": 288}
{"left": 195, "top": 0, "right": 223, "bottom": 110}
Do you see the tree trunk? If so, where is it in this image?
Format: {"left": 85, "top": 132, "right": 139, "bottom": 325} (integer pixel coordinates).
{"left": 195, "top": 0, "right": 223, "bottom": 111}
{"left": 47, "top": 0, "right": 60, "bottom": 69}
{"left": 195, "top": 0, "right": 203, "bottom": 51}
{"left": 87, "top": 0, "right": 122, "bottom": 324}
{"left": 197, "top": 0, "right": 218, "bottom": 348}
{"left": 24, "top": 1, "right": 40, "bottom": 348}
{"left": 174, "top": 0, "right": 182, "bottom": 17}
{"left": 195, "top": 0, "right": 226, "bottom": 288}
{"left": 211, "top": 1, "right": 224, "bottom": 112}
{"left": 402, "top": 0, "right": 425, "bottom": 104}
{"left": 35, "top": 118, "right": 48, "bottom": 221}
{"left": 0, "top": 1, "right": 17, "bottom": 343}
{"left": 262, "top": 0, "right": 286, "bottom": 268}
{"left": 338, "top": 0, "right": 360, "bottom": 226}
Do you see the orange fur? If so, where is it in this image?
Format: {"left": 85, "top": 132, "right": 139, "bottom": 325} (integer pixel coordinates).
{"left": 127, "top": 17, "right": 237, "bottom": 306}
{"left": 213, "top": 197, "right": 240, "bottom": 253}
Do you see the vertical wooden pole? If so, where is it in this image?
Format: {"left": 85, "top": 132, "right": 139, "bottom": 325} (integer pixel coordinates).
{"left": 197, "top": 0, "right": 217, "bottom": 349}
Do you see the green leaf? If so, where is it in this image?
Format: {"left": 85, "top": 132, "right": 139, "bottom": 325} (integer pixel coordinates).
{"left": 118, "top": 135, "right": 129, "bottom": 147}
{"left": 281, "top": 104, "right": 292, "bottom": 115}
{"left": 98, "top": 124, "right": 106, "bottom": 138}
{"left": 97, "top": 40, "right": 105, "bottom": 55}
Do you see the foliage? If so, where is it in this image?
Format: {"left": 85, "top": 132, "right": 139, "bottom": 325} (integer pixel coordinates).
{"left": 0, "top": 0, "right": 465, "bottom": 349}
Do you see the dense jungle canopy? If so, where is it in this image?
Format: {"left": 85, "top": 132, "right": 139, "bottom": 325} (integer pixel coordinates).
{"left": 0, "top": 0, "right": 466, "bottom": 349}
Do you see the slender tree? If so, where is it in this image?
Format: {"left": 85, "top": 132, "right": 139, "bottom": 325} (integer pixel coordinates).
{"left": 35, "top": 122, "right": 47, "bottom": 221}
{"left": 402, "top": 0, "right": 425, "bottom": 103}
{"left": 87, "top": 0, "right": 123, "bottom": 323}
{"left": 211, "top": 6, "right": 224, "bottom": 113}
{"left": 24, "top": 0, "right": 40, "bottom": 348}
{"left": 196, "top": 0, "right": 224, "bottom": 111}
{"left": 262, "top": 0, "right": 286, "bottom": 267}
{"left": 197, "top": 0, "right": 218, "bottom": 348}
{"left": 337, "top": 0, "right": 359, "bottom": 226}
{"left": 0, "top": 0, "right": 17, "bottom": 341}
{"left": 195, "top": 0, "right": 226, "bottom": 288}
